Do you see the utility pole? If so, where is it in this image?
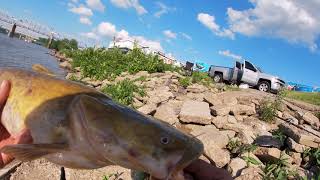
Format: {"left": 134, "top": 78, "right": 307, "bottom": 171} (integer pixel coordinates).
{"left": 8, "top": 23, "right": 16, "bottom": 38}
{"left": 47, "top": 32, "right": 53, "bottom": 48}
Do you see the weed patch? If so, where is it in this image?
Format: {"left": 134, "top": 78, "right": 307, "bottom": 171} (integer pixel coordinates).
{"left": 303, "top": 148, "right": 320, "bottom": 167}
{"left": 102, "top": 79, "right": 145, "bottom": 106}
{"left": 271, "top": 129, "right": 287, "bottom": 145}
{"left": 261, "top": 153, "right": 293, "bottom": 180}
{"left": 227, "top": 138, "right": 242, "bottom": 153}
{"left": 179, "top": 77, "right": 191, "bottom": 88}
{"left": 259, "top": 89, "right": 286, "bottom": 123}
{"left": 191, "top": 71, "right": 212, "bottom": 86}
{"left": 70, "top": 47, "right": 177, "bottom": 80}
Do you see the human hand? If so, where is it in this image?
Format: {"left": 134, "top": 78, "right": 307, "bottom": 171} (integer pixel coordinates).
{"left": 184, "top": 159, "right": 233, "bottom": 180}
{"left": 0, "top": 80, "right": 32, "bottom": 167}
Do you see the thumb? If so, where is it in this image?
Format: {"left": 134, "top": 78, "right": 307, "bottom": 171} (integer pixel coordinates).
{"left": 0, "top": 80, "right": 10, "bottom": 108}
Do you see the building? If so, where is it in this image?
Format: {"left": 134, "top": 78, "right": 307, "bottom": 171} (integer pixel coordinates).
{"left": 108, "top": 37, "right": 180, "bottom": 65}
{"left": 156, "top": 51, "right": 177, "bottom": 65}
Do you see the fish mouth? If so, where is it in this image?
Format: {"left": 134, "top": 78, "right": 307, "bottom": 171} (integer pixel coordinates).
{"left": 168, "top": 138, "right": 204, "bottom": 178}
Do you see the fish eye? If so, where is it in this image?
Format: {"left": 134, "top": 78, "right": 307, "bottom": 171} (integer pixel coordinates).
{"left": 160, "top": 137, "right": 169, "bottom": 145}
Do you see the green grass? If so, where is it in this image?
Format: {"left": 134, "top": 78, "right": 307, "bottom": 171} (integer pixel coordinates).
{"left": 259, "top": 100, "right": 278, "bottom": 123}
{"left": 261, "top": 153, "right": 292, "bottom": 180}
{"left": 191, "top": 71, "right": 213, "bottom": 86}
{"left": 179, "top": 77, "right": 191, "bottom": 88}
{"left": 226, "top": 138, "right": 242, "bottom": 153}
{"left": 271, "top": 129, "right": 287, "bottom": 145}
{"left": 68, "top": 47, "right": 177, "bottom": 80}
{"left": 303, "top": 148, "right": 320, "bottom": 167}
{"left": 285, "top": 91, "right": 320, "bottom": 106}
{"left": 102, "top": 79, "right": 145, "bottom": 106}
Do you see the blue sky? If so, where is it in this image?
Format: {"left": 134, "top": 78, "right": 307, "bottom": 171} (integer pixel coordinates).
{"left": 1, "top": 0, "right": 319, "bottom": 86}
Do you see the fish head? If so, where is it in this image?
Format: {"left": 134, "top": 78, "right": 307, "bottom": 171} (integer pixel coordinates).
{"left": 73, "top": 95, "right": 204, "bottom": 179}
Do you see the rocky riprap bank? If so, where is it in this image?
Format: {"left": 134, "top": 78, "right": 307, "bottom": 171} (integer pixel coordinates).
{"left": 2, "top": 54, "right": 320, "bottom": 180}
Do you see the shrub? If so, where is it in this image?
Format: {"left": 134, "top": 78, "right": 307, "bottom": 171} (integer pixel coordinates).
{"left": 239, "top": 144, "right": 258, "bottom": 154}
{"left": 70, "top": 47, "right": 177, "bottom": 80}
{"left": 191, "top": 71, "right": 212, "bottom": 86}
{"left": 227, "top": 138, "right": 242, "bottom": 153}
{"left": 303, "top": 148, "right": 320, "bottom": 167}
{"left": 259, "top": 100, "right": 278, "bottom": 123}
{"left": 102, "top": 79, "right": 145, "bottom": 106}
{"left": 262, "top": 153, "right": 291, "bottom": 180}
{"left": 179, "top": 77, "right": 191, "bottom": 88}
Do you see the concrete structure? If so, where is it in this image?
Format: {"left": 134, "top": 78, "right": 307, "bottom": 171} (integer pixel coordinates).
{"left": 156, "top": 51, "right": 177, "bottom": 65}
{"left": 8, "top": 23, "right": 16, "bottom": 37}
{"left": 108, "top": 38, "right": 179, "bottom": 65}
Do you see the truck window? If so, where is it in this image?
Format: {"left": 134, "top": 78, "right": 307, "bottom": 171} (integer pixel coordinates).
{"left": 245, "top": 61, "right": 256, "bottom": 72}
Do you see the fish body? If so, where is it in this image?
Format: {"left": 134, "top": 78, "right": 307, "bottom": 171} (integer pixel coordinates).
{"left": 0, "top": 68, "right": 204, "bottom": 179}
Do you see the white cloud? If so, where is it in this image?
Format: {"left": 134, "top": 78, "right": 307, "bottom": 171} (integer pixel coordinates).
{"left": 69, "top": 4, "right": 93, "bottom": 16}
{"left": 163, "top": 30, "right": 177, "bottom": 39}
{"left": 197, "top": 13, "right": 234, "bottom": 39}
{"left": 181, "top": 32, "right": 192, "bottom": 40}
{"left": 70, "top": 0, "right": 78, "bottom": 3}
{"left": 226, "top": 0, "right": 320, "bottom": 50}
{"left": 82, "top": 21, "right": 163, "bottom": 52}
{"left": 131, "top": 36, "right": 163, "bottom": 52}
{"left": 218, "top": 50, "right": 242, "bottom": 60}
{"left": 79, "top": 16, "right": 92, "bottom": 25}
{"left": 97, "top": 22, "right": 117, "bottom": 37}
{"left": 81, "top": 32, "right": 99, "bottom": 40}
{"left": 86, "top": 0, "right": 105, "bottom": 12}
{"left": 154, "top": 2, "right": 175, "bottom": 18}
{"left": 110, "top": 0, "right": 147, "bottom": 15}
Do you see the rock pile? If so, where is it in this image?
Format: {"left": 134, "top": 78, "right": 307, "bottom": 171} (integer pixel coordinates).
{"left": 6, "top": 57, "right": 320, "bottom": 179}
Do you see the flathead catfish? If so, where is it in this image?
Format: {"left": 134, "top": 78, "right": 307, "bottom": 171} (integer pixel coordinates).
{"left": 0, "top": 68, "right": 203, "bottom": 179}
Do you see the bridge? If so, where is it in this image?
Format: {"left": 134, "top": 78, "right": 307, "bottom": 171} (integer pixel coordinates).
{"left": 0, "top": 10, "right": 60, "bottom": 47}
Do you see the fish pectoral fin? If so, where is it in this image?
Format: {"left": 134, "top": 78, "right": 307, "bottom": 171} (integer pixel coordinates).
{"left": 1, "top": 143, "right": 68, "bottom": 161}
{"left": 32, "top": 64, "right": 56, "bottom": 76}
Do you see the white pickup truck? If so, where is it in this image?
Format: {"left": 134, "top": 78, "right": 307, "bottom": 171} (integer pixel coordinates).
{"left": 208, "top": 60, "right": 286, "bottom": 93}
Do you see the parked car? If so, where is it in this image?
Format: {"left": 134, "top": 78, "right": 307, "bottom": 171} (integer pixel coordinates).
{"left": 208, "top": 60, "right": 286, "bottom": 93}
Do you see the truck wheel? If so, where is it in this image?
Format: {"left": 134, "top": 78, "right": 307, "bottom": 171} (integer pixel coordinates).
{"left": 213, "top": 73, "right": 222, "bottom": 83}
{"left": 258, "top": 81, "right": 270, "bottom": 92}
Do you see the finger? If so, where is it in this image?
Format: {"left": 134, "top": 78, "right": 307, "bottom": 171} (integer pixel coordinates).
{"left": 0, "top": 80, "right": 10, "bottom": 108}
{"left": 15, "top": 129, "right": 33, "bottom": 144}
{"left": 0, "top": 153, "right": 14, "bottom": 168}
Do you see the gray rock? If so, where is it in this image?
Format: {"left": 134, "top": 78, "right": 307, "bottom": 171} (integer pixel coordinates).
{"left": 186, "top": 92, "right": 204, "bottom": 101}
{"left": 302, "top": 112, "right": 320, "bottom": 129}
{"left": 59, "top": 61, "right": 72, "bottom": 70}
{"left": 227, "top": 115, "right": 238, "bottom": 124}
{"left": 203, "top": 93, "right": 223, "bottom": 106}
{"left": 230, "top": 104, "right": 256, "bottom": 116}
{"left": 186, "top": 125, "right": 230, "bottom": 167}
{"left": 286, "top": 137, "right": 306, "bottom": 153}
{"left": 211, "top": 116, "right": 228, "bottom": 129}
{"left": 147, "top": 86, "right": 174, "bottom": 105}
{"left": 210, "top": 105, "right": 231, "bottom": 116}
{"left": 279, "top": 123, "right": 320, "bottom": 148}
{"left": 222, "top": 96, "right": 238, "bottom": 106}
{"left": 154, "top": 104, "right": 179, "bottom": 125}
{"left": 179, "top": 101, "right": 212, "bottom": 124}
{"left": 228, "top": 158, "right": 247, "bottom": 177}
{"left": 186, "top": 84, "right": 207, "bottom": 93}
{"left": 137, "top": 103, "right": 157, "bottom": 115}
{"left": 234, "top": 167, "right": 263, "bottom": 180}
{"left": 253, "top": 147, "right": 281, "bottom": 163}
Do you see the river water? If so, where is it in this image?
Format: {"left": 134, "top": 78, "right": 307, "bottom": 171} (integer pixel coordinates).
{"left": 0, "top": 33, "right": 65, "bottom": 76}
